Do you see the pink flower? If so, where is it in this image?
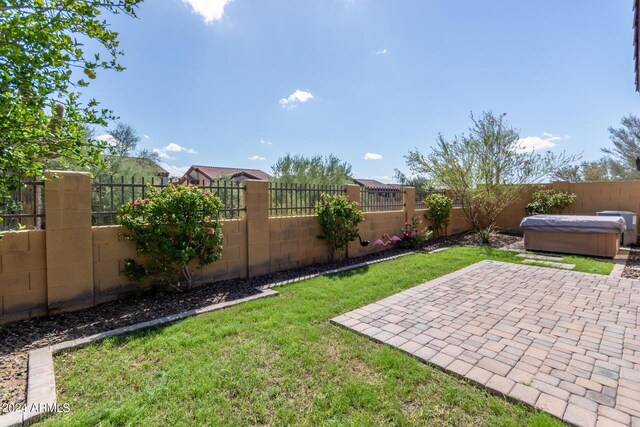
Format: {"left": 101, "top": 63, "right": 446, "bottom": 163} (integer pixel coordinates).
{"left": 325, "top": 201, "right": 330, "bottom": 205}
{"left": 133, "top": 201, "right": 140, "bottom": 207}
{"left": 143, "top": 198, "right": 150, "bottom": 203}
{"left": 207, "top": 227, "right": 214, "bottom": 235}
{"left": 204, "top": 191, "right": 210, "bottom": 196}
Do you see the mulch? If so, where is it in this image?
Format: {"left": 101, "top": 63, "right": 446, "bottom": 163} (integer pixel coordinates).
{"left": 0, "top": 231, "right": 521, "bottom": 408}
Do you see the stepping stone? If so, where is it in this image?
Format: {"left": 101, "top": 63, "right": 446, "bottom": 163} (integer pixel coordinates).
{"left": 517, "top": 253, "right": 564, "bottom": 262}
{"left": 521, "top": 259, "right": 575, "bottom": 270}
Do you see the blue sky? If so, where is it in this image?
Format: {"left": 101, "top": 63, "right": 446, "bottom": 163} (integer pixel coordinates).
{"left": 86, "top": 0, "right": 639, "bottom": 181}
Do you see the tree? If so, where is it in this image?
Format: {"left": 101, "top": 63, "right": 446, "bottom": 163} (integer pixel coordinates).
{"left": 0, "top": 0, "right": 142, "bottom": 199}
{"left": 406, "top": 111, "right": 577, "bottom": 232}
{"left": 552, "top": 159, "right": 612, "bottom": 182}
{"left": 601, "top": 114, "right": 640, "bottom": 180}
{"left": 393, "top": 169, "right": 431, "bottom": 190}
{"left": 271, "top": 154, "right": 353, "bottom": 185}
{"left": 108, "top": 122, "right": 140, "bottom": 156}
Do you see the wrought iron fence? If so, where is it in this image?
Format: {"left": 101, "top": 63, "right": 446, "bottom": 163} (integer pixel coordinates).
{"left": 0, "top": 180, "right": 45, "bottom": 231}
{"left": 268, "top": 182, "right": 344, "bottom": 217}
{"left": 92, "top": 177, "right": 244, "bottom": 225}
{"left": 359, "top": 186, "right": 404, "bottom": 212}
{"left": 415, "top": 189, "right": 463, "bottom": 209}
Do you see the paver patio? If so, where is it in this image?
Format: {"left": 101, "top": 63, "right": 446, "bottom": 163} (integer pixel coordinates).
{"left": 331, "top": 260, "right": 640, "bottom": 427}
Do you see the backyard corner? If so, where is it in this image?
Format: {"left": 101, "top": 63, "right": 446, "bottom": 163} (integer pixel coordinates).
{"left": 32, "top": 246, "right": 617, "bottom": 426}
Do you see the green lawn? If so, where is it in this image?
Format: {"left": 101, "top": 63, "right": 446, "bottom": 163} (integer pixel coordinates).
{"left": 43, "top": 247, "right": 612, "bottom": 426}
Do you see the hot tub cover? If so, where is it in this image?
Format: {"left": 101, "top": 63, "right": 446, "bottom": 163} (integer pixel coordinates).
{"left": 520, "top": 215, "right": 626, "bottom": 233}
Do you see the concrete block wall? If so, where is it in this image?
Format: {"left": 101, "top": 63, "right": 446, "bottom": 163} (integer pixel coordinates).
{"left": 492, "top": 181, "right": 640, "bottom": 232}
{"left": 554, "top": 180, "right": 640, "bottom": 215}
{"left": 0, "top": 231, "right": 47, "bottom": 322}
{"left": 0, "top": 174, "right": 479, "bottom": 324}
{"left": 44, "top": 172, "right": 94, "bottom": 313}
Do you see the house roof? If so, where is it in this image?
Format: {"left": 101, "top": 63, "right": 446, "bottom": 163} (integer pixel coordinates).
{"left": 183, "top": 165, "right": 271, "bottom": 182}
{"left": 353, "top": 178, "right": 403, "bottom": 190}
{"left": 635, "top": 0, "right": 640, "bottom": 91}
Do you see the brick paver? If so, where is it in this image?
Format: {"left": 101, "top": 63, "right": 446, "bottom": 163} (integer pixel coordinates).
{"left": 331, "top": 260, "right": 640, "bottom": 427}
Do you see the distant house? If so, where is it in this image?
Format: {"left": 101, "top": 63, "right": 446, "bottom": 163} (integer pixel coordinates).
{"left": 179, "top": 165, "right": 271, "bottom": 184}
{"left": 352, "top": 178, "right": 402, "bottom": 190}
{"left": 353, "top": 178, "right": 403, "bottom": 201}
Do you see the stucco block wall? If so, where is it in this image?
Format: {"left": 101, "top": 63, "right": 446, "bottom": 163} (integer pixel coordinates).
{"left": 493, "top": 181, "right": 640, "bottom": 232}
{"left": 495, "top": 184, "right": 552, "bottom": 231}
{"left": 0, "top": 176, "right": 480, "bottom": 324}
{"left": 93, "top": 220, "right": 249, "bottom": 301}
{"left": 555, "top": 180, "right": 640, "bottom": 215}
{"left": 349, "top": 211, "right": 407, "bottom": 258}
{"left": 269, "top": 216, "right": 329, "bottom": 270}
{"left": 414, "top": 207, "right": 471, "bottom": 236}
{"left": 45, "top": 171, "right": 94, "bottom": 312}
{"left": 0, "top": 231, "right": 47, "bottom": 321}
{"left": 196, "top": 220, "right": 248, "bottom": 283}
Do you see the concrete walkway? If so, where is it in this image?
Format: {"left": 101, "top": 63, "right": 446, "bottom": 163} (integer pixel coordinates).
{"left": 332, "top": 260, "right": 640, "bottom": 427}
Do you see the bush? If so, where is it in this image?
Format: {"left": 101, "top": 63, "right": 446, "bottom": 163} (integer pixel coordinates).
{"left": 424, "top": 193, "right": 452, "bottom": 237}
{"left": 397, "top": 216, "right": 433, "bottom": 249}
{"left": 525, "top": 189, "right": 576, "bottom": 215}
{"left": 118, "top": 184, "right": 224, "bottom": 291}
{"left": 477, "top": 227, "right": 493, "bottom": 244}
{"left": 316, "top": 193, "right": 364, "bottom": 261}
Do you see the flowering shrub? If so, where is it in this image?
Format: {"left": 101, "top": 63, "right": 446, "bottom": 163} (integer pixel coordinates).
{"left": 424, "top": 193, "right": 452, "bottom": 237}
{"left": 397, "top": 216, "right": 432, "bottom": 249}
{"left": 117, "top": 184, "right": 224, "bottom": 291}
{"left": 525, "top": 189, "right": 576, "bottom": 215}
{"left": 315, "top": 193, "right": 364, "bottom": 261}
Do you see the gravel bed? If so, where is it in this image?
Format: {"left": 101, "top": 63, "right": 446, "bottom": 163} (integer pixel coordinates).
{"left": 621, "top": 246, "right": 640, "bottom": 279}
{"left": 0, "top": 231, "right": 521, "bottom": 408}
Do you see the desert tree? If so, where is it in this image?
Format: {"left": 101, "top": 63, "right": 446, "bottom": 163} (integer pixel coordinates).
{"left": 406, "top": 111, "right": 578, "bottom": 232}
{"left": 601, "top": 114, "right": 640, "bottom": 179}
{"left": 0, "top": 0, "right": 142, "bottom": 199}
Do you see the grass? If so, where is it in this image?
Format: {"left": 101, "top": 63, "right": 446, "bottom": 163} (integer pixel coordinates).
{"left": 42, "top": 247, "right": 612, "bottom": 426}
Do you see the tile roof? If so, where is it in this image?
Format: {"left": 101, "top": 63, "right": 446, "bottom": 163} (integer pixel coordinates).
{"left": 353, "top": 178, "right": 402, "bottom": 189}
{"left": 186, "top": 165, "right": 271, "bottom": 181}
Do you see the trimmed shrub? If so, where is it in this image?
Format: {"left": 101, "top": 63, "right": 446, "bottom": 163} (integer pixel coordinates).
{"left": 525, "top": 189, "right": 576, "bottom": 215}
{"left": 424, "top": 193, "right": 453, "bottom": 237}
{"left": 316, "top": 193, "right": 364, "bottom": 261}
{"left": 118, "top": 184, "right": 224, "bottom": 291}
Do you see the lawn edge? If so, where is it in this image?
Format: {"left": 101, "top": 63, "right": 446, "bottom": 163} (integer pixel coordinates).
{"left": 0, "top": 288, "right": 279, "bottom": 427}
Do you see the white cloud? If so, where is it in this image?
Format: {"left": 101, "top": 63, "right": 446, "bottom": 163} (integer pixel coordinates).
{"left": 260, "top": 139, "right": 273, "bottom": 145}
{"left": 248, "top": 155, "right": 265, "bottom": 161}
{"left": 375, "top": 48, "right": 388, "bottom": 55}
{"left": 364, "top": 152, "right": 383, "bottom": 160}
{"left": 144, "top": 134, "right": 150, "bottom": 140}
{"left": 180, "top": 0, "right": 233, "bottom": 24}
{"left": 516, "top": 133, "right": 568, "bottom": 152}
{"left": 279, "top": 89, "right": 314, "bottom": 109}
{"left": 153, "top": 143, "right": 197, "bottom": 159}
{"left": 159, "top": 163, "right": 189, "bottom": 178}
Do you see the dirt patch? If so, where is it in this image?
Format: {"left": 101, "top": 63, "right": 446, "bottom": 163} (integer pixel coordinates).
{"left": 0, "top": 231, "right": 521, "bottom": 408}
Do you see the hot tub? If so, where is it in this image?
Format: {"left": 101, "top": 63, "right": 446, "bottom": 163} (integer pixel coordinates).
{"left": 520, "top": 215, "right": 626, "bottom": 258}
